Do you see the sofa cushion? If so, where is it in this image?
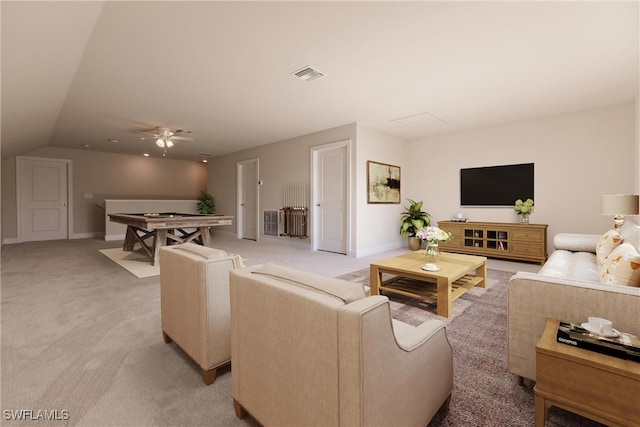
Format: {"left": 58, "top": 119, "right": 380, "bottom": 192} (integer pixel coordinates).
{"left": 252, "top": 263, "right": 366, "bottom": 303}
{"left": 600, "top": 243, "right": 640, "bottom": 287}
{"left": 619, "top": 220, "right": 640, "bottom": 252}
{"left": 538, "top": 250, "right": 600, "bottom": 282}
{"left": 553, "top": 233, "right": 600, "bottom": 253}
{"left": 595, "top": 229, "right": 623, "bottom": 266}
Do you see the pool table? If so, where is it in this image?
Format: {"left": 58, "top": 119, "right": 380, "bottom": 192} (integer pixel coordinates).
{"left": 108, "top": 212, "right": 233, "bottom": 265}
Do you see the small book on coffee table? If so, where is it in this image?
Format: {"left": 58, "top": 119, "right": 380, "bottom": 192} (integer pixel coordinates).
{"left": 556, "top": 321, "right": 640, "bottom": 362}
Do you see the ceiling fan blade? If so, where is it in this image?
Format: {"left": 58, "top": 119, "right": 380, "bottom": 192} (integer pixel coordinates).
{"left": 136, "top": 129, "right": 160, "bottom": 137}
{"left": 135, "top": 127, "right": 193, "bottom": 143}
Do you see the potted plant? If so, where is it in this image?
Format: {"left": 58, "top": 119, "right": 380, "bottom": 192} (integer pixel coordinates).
{"left": 197, "top": 190, "right": 216, "bottom": 214}
{"left": 400, "top": 198, "right": 431, "bottom": 250}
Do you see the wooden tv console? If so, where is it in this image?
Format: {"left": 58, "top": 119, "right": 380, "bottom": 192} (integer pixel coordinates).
{"left": 438, "top": 221, "right": 548, "bottom": 265}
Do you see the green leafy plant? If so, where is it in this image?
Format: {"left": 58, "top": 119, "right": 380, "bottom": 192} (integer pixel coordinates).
{"left": 197, "top": 191, "right": 216, "bottom": 214}
{"left": 399, "top": 198, "right": 431, "bottom": 238}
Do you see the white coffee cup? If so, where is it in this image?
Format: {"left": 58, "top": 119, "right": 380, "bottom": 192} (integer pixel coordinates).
{"left": 456, "top": 213, "right": 464, "bottom": 219}
{"left": 588, "top": 316, "right": 613, "bottom": 335}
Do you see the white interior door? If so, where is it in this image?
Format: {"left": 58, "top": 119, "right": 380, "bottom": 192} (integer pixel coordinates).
{"left": 313, "top": 143, "right": 348, "bottom": 254}
{"left": 238, "top": 159, "right": 258, "bottom": 240}
{"left": 18, "top": 157, "right": 69, "bottom": 242}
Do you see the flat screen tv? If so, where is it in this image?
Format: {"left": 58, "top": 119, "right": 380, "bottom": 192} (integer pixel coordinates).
{"left": 460, "top": 163, "right": 534, "bottom": 206}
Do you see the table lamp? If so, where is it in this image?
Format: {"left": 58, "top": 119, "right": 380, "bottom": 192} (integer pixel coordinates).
{"left": 600, "top": 194, "right": 640, "bottom": 229}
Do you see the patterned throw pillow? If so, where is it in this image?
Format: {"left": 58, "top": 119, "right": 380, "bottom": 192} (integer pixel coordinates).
{"left": 596, "top": 229, "right": 624, "bottom": 266}
{"left": 600, "top": 243, "right": 640, "bottom": 287}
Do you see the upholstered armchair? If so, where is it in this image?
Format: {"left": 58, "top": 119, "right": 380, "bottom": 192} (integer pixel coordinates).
{"left": 229, "top": 263, "right": 453, "bottom": 426}
{"left": 159, "top": 243, "right": 243, "bottom": 385}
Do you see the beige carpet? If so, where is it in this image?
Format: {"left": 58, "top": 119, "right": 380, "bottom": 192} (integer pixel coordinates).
{"left": 5, "top": 238, "right": 591, "bottom": 427}
{"left": 99, "top": 248, "right": 159, "bottom": 278}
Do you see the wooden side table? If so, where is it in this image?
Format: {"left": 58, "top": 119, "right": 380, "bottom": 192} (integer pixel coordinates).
{"left": 534, "top": 318, "right": 640, "bottom": 427}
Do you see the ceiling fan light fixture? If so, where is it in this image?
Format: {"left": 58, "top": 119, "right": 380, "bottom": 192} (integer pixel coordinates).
{"left": 138, "top": 126, "right": 191, "bottom": 150}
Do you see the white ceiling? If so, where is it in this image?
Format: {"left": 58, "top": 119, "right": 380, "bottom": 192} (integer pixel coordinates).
{"left": 2, "top": 1, "right": 638, "bottom": 161}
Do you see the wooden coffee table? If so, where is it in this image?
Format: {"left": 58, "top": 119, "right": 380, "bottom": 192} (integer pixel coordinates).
{"left": 370, "top": 251, "right": 487, "bottom": 317}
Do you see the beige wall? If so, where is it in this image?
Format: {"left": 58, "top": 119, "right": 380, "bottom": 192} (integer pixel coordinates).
{"left": 207, "top": 122, "right": 409, "bottom": 257}
{"left": 2, "top": 147, "right": 207, "bottom": 241}
{"left": 355, "top": 124, "right": 406, "bottom": 256}
{"left": 207, "top": 124, "right": 358, "bottom": 242}
{"left": 636, "top": 99, "right": 640, "bottom": 193}
{"left": 404, "top": 102, "right": 637, "bottom": 253}
{"left": 3, "top": 101, "right": 637, "bottom": 255}
{"left": 209, "top": 102, "right": 637, "bottom": 257}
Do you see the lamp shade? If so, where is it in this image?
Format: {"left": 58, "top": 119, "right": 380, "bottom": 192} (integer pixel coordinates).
{"left": 600, "top": 194, "right": 640, "bottom": 215}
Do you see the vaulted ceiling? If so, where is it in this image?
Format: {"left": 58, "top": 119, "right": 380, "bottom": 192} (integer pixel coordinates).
{"left": 2, "top": 1, "right": 638, "bottom": 161}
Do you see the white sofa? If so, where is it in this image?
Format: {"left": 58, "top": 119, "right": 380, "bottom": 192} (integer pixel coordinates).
{"left": 508, "top": 221, "right": 640, "bottom": 383}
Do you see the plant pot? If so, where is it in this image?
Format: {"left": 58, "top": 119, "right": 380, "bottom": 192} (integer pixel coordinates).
{"left": 408, "top": 237, "right": 421, "bottom": 251}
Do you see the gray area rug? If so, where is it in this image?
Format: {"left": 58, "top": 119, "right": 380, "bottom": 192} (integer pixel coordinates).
{"left": 1, "top": 239, "right": 602, "bottom": 426}
{"left": 337, "top": 268, "right": 514, "bottom": 326}
{"left": 338, "top": 268, "right": 603, "bottom": 427}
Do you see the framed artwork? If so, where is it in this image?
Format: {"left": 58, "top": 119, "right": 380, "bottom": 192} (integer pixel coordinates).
{"left": 367, "top": 160, "right": 401, "bottom": 204}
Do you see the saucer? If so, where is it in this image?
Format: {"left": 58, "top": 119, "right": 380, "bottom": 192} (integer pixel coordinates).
{"left": 422, "top": 263, "right": 440, "bottom": 272}
{"left": 581, "top": 323, "right": 620, "bottom": 338}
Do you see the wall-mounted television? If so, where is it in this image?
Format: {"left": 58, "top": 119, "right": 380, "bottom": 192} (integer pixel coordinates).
{"left": 460, "top": 163, "right": 534, "bottom": 206}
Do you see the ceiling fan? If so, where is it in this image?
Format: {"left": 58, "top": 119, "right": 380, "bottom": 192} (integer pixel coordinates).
{"left": 137, "top": 126, "right": 194, "bottom": 151}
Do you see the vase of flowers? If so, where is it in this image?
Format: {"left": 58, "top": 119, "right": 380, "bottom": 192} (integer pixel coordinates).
{"left": 514, "top": 198, "right": 534, "bottom": 223}
{"left": 416, "top": 226, "right": 453, "bottom": 262}
{"left": 424, "top": 242, "right": 441, "bottom": 262}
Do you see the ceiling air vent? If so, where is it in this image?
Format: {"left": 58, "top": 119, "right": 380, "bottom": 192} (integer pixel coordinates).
{"left": 292, "top": 66, "right": 324, "bottom": 82}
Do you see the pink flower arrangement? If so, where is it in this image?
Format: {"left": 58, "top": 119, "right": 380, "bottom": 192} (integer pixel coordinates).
{"left": 416, "top": 226, "right": 452, "bottom": 244}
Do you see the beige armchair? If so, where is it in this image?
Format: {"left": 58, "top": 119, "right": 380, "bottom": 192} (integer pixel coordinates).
{"left": 230, "top": 263, "right": 453, "bottom": 426}
{"left": 159, "top": 243, "right": 243, "bottom": 385}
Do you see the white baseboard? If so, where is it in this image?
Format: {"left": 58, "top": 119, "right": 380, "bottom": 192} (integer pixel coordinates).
{"left": 354, "top": 241, "right": 404, "bottom": 258}
{"left": 71, "top": 232, "right": 102, "bottom": 239}
{"left": 3, "top": 232, "right": 103, "bottom": 244}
